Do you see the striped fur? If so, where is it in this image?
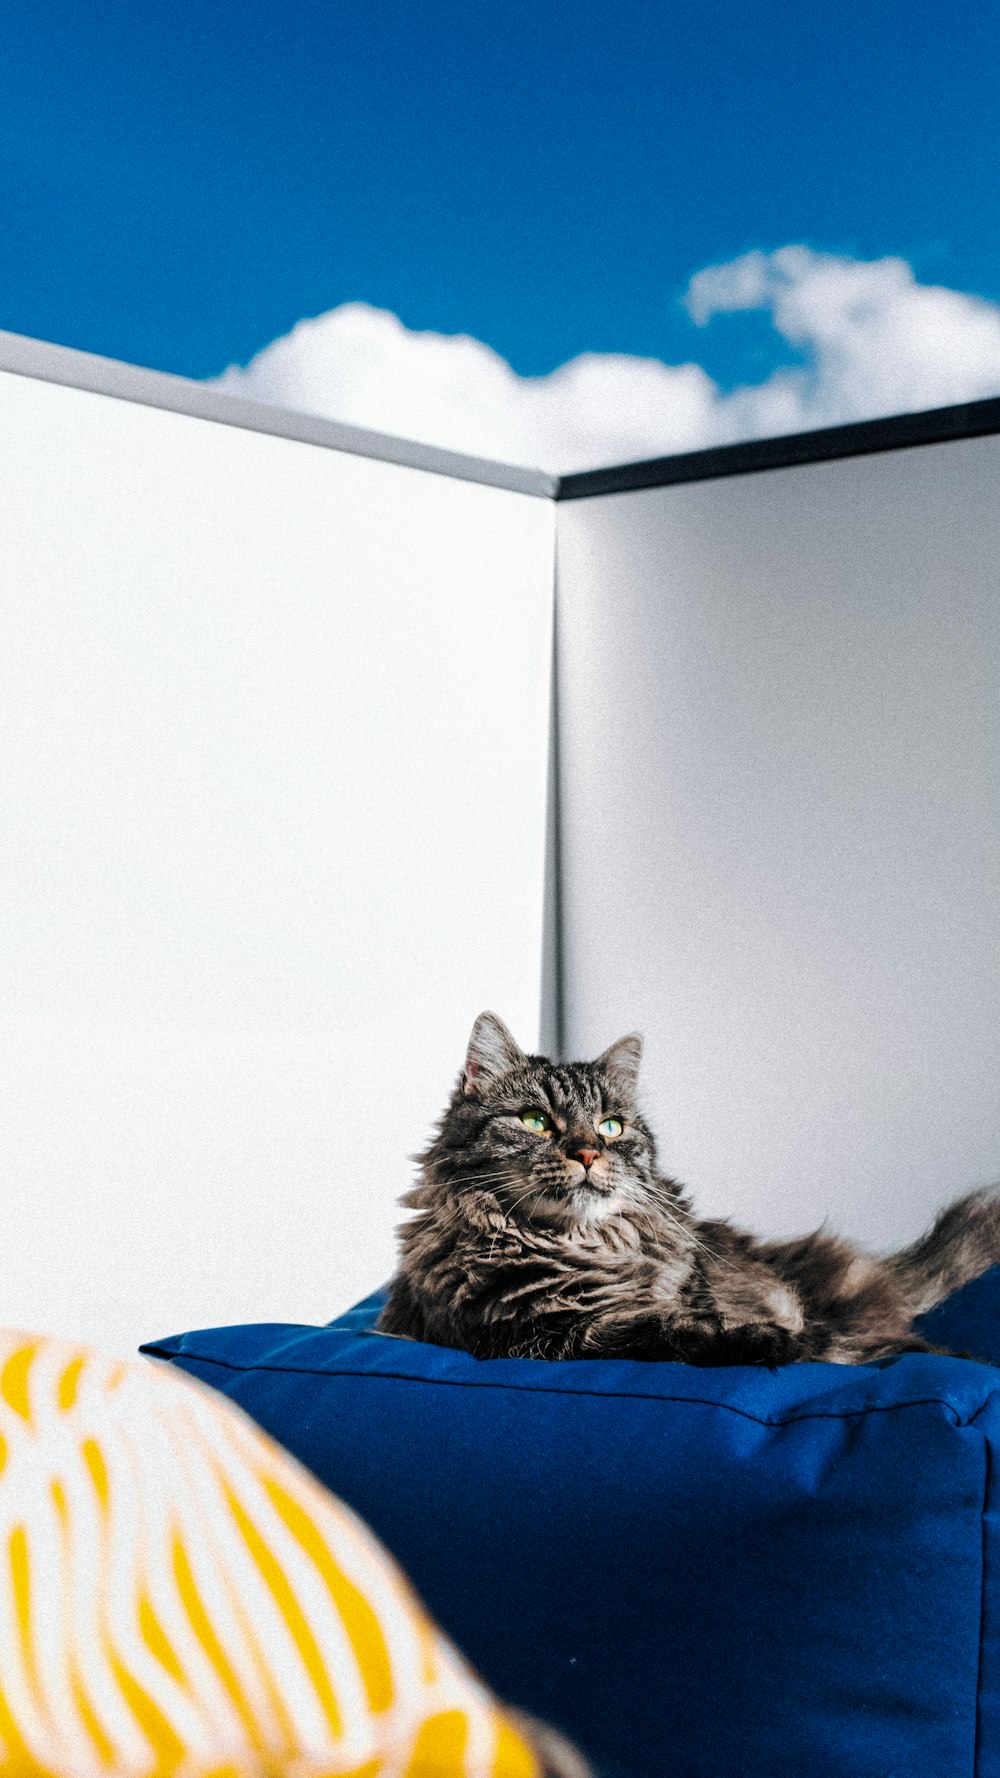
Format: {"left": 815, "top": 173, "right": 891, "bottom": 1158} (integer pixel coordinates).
{"left": 381, "top": 1012, "right": 1000, "bottom": 1365}
{"left": 0, "top": 1327, "right": 561, "bottom": 1777}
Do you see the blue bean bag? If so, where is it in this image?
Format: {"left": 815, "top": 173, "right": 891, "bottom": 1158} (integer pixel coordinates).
{"left": 142, "top": 1273, "right": 1000, "bottom": 1778}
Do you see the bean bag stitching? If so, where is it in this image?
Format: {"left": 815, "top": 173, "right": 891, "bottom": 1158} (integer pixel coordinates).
{"left": 145, "top": 1349, "right": 998, "bottom": 1428}
{"left": 975, "top": 1434, "right": 991, "bottom": 1778}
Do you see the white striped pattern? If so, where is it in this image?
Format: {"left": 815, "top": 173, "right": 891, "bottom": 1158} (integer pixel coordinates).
{"left": 0, "top": 1330, "right": 539, "bottom": 1778}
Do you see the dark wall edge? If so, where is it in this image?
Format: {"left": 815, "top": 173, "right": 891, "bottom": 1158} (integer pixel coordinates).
{"left": 555, "top": 395, "right": 1000, "bottom": 500}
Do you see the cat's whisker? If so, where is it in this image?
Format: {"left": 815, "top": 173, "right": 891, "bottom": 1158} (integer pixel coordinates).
{"left": 658, "top": 1205, "right": 737, "bottom": 1272}
{"left": 503, "top": 1180, "right": 550, "bottom": 1215}
{"left": 486, "top": 1182, "right": 548, "bottom": 1259}
{"left": 433, "top": 1174, "right": 527, "bottom": 1198}
{"left": 506, "top": 1186, "right": 548, "bottom": 1226}
{"left": 446, "top": 1171, "right": 525, "bottom": 1188}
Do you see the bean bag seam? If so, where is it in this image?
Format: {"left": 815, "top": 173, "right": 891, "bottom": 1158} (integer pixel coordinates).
{"left": 974, "top": 1433, "right": 991, "bottom": 1778}
{"left": 145, "top": 1348, "right": 1000, "bottom": 1428}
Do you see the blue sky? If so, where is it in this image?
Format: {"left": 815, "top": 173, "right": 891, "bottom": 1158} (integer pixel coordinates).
{"left": 4, "top": 0, "right": 999, "bottom": 392}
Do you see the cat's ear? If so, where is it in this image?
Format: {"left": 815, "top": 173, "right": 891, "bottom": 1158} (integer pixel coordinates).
{"left": 596, "top": 1032, "right": 643, "bottom": 1096}
{"left": 463, "top": 1011, "right": 526, "bottom": 1097}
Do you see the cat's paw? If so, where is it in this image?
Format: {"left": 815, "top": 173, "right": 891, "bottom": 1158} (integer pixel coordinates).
{"left": 679, "top": 1322, "right": 797, "bottom": 1372}
{"left": 705, "top": 1321, "right": 801, "bottom": 1367}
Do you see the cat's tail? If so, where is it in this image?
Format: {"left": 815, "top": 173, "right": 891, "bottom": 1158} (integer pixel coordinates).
{"left": 887, "top": 1187, "right": 1000, "bottom": 1316}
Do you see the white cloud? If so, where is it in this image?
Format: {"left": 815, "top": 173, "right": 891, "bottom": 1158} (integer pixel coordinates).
{"left": 212, "top": 248, "right": 1000, "bottom": 473}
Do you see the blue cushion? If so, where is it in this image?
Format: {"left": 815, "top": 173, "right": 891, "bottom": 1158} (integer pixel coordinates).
{"left": 915, "top": 1264, "right": 1000, "bottom": 1366}
{"left": 142, "top": 1274, "right": 1000, "bottom": 1778}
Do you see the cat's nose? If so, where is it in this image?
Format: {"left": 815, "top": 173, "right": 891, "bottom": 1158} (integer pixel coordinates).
{"left": 568, "top": 1144, "right": 599, "bottom": 1170}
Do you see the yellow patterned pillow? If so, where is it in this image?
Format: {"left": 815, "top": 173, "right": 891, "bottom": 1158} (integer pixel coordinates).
{"left": 0, "top": 1329, "right": 544, "bottom": 1778}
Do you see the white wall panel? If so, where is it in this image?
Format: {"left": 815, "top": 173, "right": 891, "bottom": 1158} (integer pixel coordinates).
{"left": 556, "top": 441, "right": 1000, "bottom": 1250}
{"left": 0, "top": 368, "right": 554, "bottom": 1355}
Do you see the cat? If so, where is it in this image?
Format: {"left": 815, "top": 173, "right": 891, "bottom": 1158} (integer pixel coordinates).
{"left": 379, "top": 1011, "right": 1000, "bottom": 1364}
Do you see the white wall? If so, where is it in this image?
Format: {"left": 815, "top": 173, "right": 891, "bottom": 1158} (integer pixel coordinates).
{"left": 556, "top": 439, "right": 1000, "bottom": 1250}
{"left": 0, "top": 368, "right": 555, "bottom": 1355}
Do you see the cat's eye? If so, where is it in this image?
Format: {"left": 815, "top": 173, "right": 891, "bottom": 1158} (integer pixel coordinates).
{"left": 597, "top": 1116, "right": 623, "bottom": 1139}
{"left": 520, "top": 1111, "right": 551, "bottom": 1134}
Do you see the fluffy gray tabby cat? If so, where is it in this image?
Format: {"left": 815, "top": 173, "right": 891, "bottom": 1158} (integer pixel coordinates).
{"left": 380, "top": 1011, "right": 1000, "bottom": 1363}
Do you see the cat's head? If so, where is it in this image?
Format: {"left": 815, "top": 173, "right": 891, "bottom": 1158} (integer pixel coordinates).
{"left": 420, "top": 1011, "right": 666, "bottom": 1225}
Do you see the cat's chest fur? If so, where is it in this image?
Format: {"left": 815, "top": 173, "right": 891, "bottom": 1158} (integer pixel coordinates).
{"left": 465, "top": 1188, "right": 650, "bottom": 1250}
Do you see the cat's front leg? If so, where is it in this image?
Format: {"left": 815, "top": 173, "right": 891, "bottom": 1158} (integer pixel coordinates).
{"left": 690, "top": 1262, "right": 808, "bottom": 1365}
{"left": 567, "top": 1308, "right": 805, "bottom": 1365}
{"left": 671, "top": 1318, "right": 805, "bottom": 1367}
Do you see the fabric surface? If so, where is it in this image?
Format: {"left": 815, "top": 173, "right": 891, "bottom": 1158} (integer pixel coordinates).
{"left": 0, "top": 1327, "right": 540, "bottom": 1778}
{"left": 145, "top": 1271, "right": 1000, "bottom": 1778}
{"left": 916, "top": 1263, "right": 1000, "bottom": 1365}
